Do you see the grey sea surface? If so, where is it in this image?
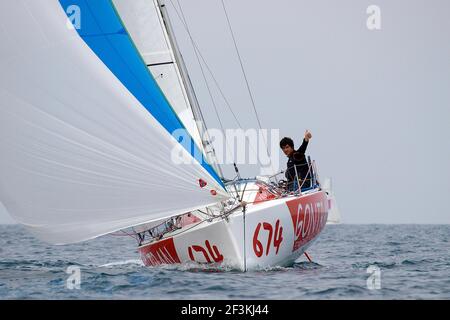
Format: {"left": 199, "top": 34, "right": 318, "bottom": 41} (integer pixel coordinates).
{"left": 0, "top": 224, "right": 449, "bottom": 299}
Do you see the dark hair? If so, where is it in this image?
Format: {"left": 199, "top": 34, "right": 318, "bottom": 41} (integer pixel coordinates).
{"left": 280, "top": 137, "right": 294, "bottom": 149}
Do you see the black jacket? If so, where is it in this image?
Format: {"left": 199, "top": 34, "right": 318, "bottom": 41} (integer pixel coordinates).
{"left": 285, "top": 139, "right": 310, "bottom": 184}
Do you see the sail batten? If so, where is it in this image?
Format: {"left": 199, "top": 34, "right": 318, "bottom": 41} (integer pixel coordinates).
{"left": 0, "top": 0, "right": 228, "bottom": 244}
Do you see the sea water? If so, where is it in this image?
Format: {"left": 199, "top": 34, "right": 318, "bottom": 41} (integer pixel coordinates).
{"left": 0, "top": 224, "right": 449, "bottom": 299}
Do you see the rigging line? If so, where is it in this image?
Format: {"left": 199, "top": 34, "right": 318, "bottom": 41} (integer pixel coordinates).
{"left": 174, "top": 1, "right": 226, "bottom": 137}
{"left": 219, "top": 0, "right": 261, "bottom": 130}
{"left": 219, "top": 0, "right": 276, "bottom": 173}
{"left": 169, "top": 0, "right": 242, "bottom": 130}
{"left": 198, "top": 54, "right": 243, "bottom": 129}
{"left": 169, "top": 0, "right": 276, "bottom": 176}
{"left": 169, "top": 0, "right": 261, "bottom": 166}
{"left": 171, "top": 0, "right": 236, "bottom": 164}
{"left": 158, "top": 0, "right": 225, "bottom": 179}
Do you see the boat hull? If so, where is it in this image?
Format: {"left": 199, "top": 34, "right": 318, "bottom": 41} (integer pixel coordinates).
{"left": 138, "top": 190, "right": 329, "bottom": 271}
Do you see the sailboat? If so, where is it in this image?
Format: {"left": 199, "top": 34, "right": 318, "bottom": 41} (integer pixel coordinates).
{"left": 323, "top": 178, "right": 341, "bottom": 224}
{"left": 0, "top": 0, "right": 329, "bottom": 271}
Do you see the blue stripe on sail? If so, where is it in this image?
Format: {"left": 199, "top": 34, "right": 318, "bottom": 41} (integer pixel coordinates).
{"left": 59, "top": 0, "right": 224, "bottom": 188}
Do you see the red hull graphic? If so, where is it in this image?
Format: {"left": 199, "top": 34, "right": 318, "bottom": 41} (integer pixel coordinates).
{"left": 138, "top": 189, "right": 329, "bottom": 270}
{"left": 188, "top": 240, "right": 224, "bottom": 263}
{"left": 139, "top": 238, "right": 181, "bottom": 266}
{"left": 286, "top": 192, "right": 328, "bottom": 252}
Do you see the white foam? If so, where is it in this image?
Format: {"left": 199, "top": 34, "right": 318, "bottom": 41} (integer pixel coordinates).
{"left": 99, "top": 259, "right": 144, "bottom": 267}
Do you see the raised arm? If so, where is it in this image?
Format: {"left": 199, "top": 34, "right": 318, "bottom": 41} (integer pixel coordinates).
{"left": 297, "top": 130, "right": 312, "bottom": 154}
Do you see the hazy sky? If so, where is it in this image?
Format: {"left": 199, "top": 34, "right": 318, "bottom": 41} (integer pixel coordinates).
{"left": 1, "top": 0, "right": 449, "bottom": 224}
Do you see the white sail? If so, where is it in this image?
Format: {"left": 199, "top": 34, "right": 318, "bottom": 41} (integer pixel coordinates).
{"left": 112, "top": 0, "right": 204, "bottom": 156}
{"left": 112, "top": 0, "right": 224, "bottom": 178}
{"left": 323, "top": 178, "right": 341, "bottom": 224}
{"left": 0, "top": 0, "right": 228, "bottom": 244}
{"left": 0, "top": 202, "right": 15, "bottom": 224}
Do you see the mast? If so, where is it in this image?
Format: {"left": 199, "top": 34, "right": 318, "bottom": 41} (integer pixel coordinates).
{"left": 156, "top": 0, "right": 225, "bottom": 179}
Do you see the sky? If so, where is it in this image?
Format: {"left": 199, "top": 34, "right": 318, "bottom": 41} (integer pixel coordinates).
{"left": 0, "top": 0, "right": 449, "bottom": 224}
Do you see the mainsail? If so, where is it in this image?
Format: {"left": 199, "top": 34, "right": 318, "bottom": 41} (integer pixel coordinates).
{"left": 112, "top": 0, "right": 224, "bottom": 178}
{"left": 112, "top": 1, "right": 201, "bottom": 156}
{"left": 0, "top": 0, "right": 228, "bottom": 244}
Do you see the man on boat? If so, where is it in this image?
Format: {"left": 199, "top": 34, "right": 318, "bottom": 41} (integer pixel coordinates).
{"left": 280, "top": 130, "right": 312, "bottom": 191}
